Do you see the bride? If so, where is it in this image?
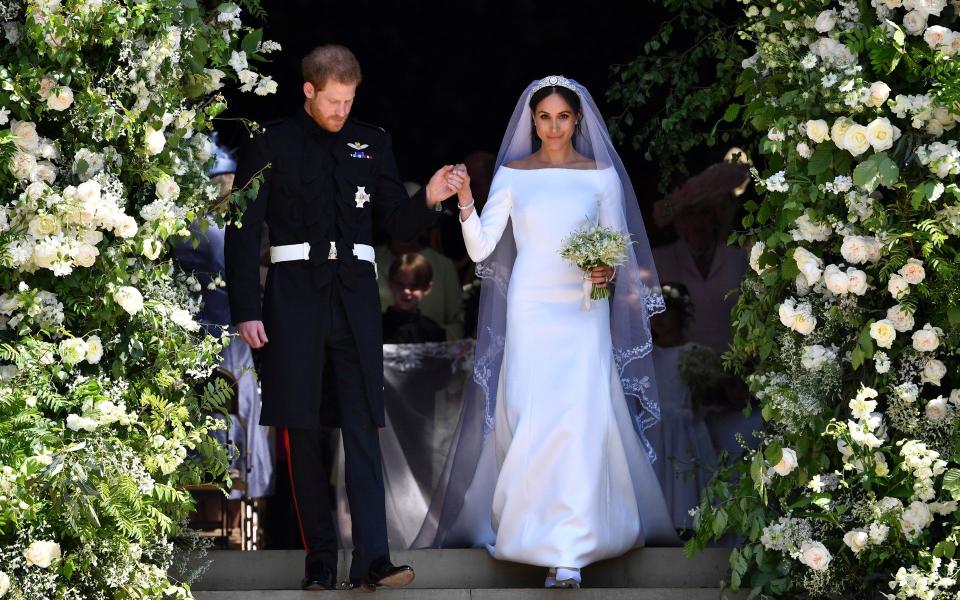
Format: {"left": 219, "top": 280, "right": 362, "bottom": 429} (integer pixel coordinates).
{"left": 427, "top": 76, "right": 677, "bottom": 588}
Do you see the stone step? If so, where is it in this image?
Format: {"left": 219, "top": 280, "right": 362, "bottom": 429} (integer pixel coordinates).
{"left": 187, "top": 549, "right": 732, "bottom": 591}
{"left": 195, "top": 589, "right": 739, "bottom": 600}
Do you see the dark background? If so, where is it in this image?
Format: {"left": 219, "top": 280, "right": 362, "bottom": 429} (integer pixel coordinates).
{"left": 218, "top": 0, "right": 690, "bottom": 207}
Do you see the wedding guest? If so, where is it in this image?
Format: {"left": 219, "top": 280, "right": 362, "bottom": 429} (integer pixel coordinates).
{"left": 382, "top": 253, "right": 446, "bottom": 344}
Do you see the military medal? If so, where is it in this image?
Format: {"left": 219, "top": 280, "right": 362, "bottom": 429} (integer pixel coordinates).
{"left": 347, "top": 141, "right": 371, "bottom": 159}
{"left": 354, "top": 186, "right": 371, "bottom": 208}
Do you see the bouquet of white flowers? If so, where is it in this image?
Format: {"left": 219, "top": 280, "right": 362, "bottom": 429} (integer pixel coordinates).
{"left": 559, "top": 225, "right": 631, "bottom": 306}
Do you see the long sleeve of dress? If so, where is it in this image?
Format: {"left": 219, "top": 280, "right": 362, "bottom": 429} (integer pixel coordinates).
{"left": 460, "top": 170, "right": 512, "bottom": 263}
{"left": 598, "top": 167, "right": 627, "bottom": 233}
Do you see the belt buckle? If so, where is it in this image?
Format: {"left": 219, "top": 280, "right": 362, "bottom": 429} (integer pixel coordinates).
{"left": 327, "top": 241, "right": 338, "bottom": 260}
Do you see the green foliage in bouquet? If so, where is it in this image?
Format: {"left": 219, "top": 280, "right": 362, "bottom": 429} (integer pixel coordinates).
{"left": 0, "top": 0, "right": 277, "bottom": 597}
{"left": 559, "top": 225, "right": 631, "bottom": 300}
{"left": 685, "top": 0, "right": 960, "bottom": 598}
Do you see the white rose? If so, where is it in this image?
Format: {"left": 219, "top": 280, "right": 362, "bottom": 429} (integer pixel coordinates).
{"left": 28, "top": 214, "right": 60, "bottom": 238}
{"left": 806, "top": 119, "right": 830, "bottom": 143}
{"left": 23, "top": 540, "right": 61, "bottom": 568}
{"left": 799, "top": 540, "right": 832, "bottom": 571}
{"left": 142, "top": 238, "right": 163, "bottom": 261}
{"left": 843, "top": 124, "right": 871, "bottom": 157}
{"left": 779, "top": 299, "right": 797, "bottom": 328}
{"left": 824, "top": 264, "right": 850, "bottom": 295}
{"left": 113, "top": 286, "right": 144, "bottom": 315}
{"left": 85, "top": 335, "right": 103, "bottom": 364}
{"left": 888, "top": 274, "right": 910, "bottom": 299}
{"left": 906, "top": 0, "right": 947, "bottom": 17}
{"left": 114, "top": 215, "right": 138, "bottom": 238}
{"left": 10, "top": 120, "right": 40, "bottom": 153}
{"left": 773, "top": 447, "right": 798, "bottom": 476}
{"left": 31, "top": 160, "right": 57, "bottom": 184}
{"left": 899, "top": 258, "right": 925, "bottom": 285}
{"left": 793, "top": 247, "right": 823, "bottom": 286}
{"left": 9, "top": 151, "right": 37, "bottom": 180}
{"left": 831, "top": 117, "right": 855, "bottom": 149}
{"left": 900, "top": 501, "right": 933, "bottom": 538}
{"left": 841, "top": 236, "right": 871, "bottom": 264}
{"left": 155, "top": 176, "right": 180, "bottom": 200}
{"left": 847, "top": 268, "right": 868, "bottom": 296}
{"left": 927, "top": 119, "right": 945, "bottom": 137}
{"left": 144, "top": 126, "right": 166, "bottom": 156}
{"left": 74, "top": 243, "right": 99, "bottom": 268}
{"left": 933, "top": 106, "right": 955, "bottom": 128}
{"left": 749, "top": 241, "right": 766, "bottom": 274}
{"left": 924, "top": 25, "right": 952, "bottom": 49}
{"left": 46, "top": 86, "right": 73, "bottom": 111}
{"left": 921, "top": 359, "right": 947, "bottom": 386}
{"left": 815, "top": 10, "right": 837, "bottom": 33}
{"left": 887, "top": 304, "right": 915, "bottom": 332}
{"left": 843, "top": 530, "right": 869, "bottom": 554}
{"left": 75, "top": 180, "right": 101, "bottom": 204}
{"left": 866, "top": 82, "right": 891, "bottom": 108}
{"left": 903, "top": 10, "right": 928, "bottom": 35}
{"left": 866, "top": 117, "right": 895, "bottom": 152}
{"left": 912, "top": 323, "right": 941, "bottom": 352}
{"left": 870, "top": 319, "right": 897, "bottom": 349}
{"left": 792, "top": 303, "right": 817, "bottom": 335}
{"left": 59, "top": 337, "right": 87, "bottom": 365}
{"left": 925, "top": 396, "right": 949, "bottom": 421}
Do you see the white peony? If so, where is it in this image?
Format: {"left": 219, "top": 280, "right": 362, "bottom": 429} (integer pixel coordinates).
{"left": 113, "top": 286, "right": 144, "bottom": 315}
{"left": 773, "top": 447, "right": 798, "bottom": 476}
{"left": 843, "top": 530, "right": 869, "bottom": 554}
{"left": 887, "top": 304, "right": 915, "bottom": 332}
{"left": 59, "top": 337, "right": 87, "bottom": 365}
{"left": 900, "top": 501, "right": 933, "bottom": 538}
{"left": 912, "top": 323, "right": 941, "bottom": 352}
{"left": 866, "top": 81, "right": 891, "bottom": 108}
{"left": 85, "top": 335, "right": 103, "bottom": 364}
{"left": 847, "top": 268, "right": 868, "bottom": 296}
{"left": 799, "top": 541, "right": 832, "bottom": 571}
{"left": 866, "top": 117, "right": 896, "bottom": 152}
{"left": 23, "top": 540, "right": 61, "bottom": 568}
{"left": 144, "top": 126, "right": 166, "bottom": 156}
{"left": 899, "top": 258, "right": 925, "bottom": 285}
{"left": 905, "top": 0, "right": 947, "bottom": 16}
{"left": 815, "top": 10, "right": 837, "bottom": 32}
{"left": 75, "top": 179, "right": 101, "bottom": 204}
{"left": 921, "top": 358, "right": 947, "bottom": 385}
{"left": 903, "top": 10, "right": 928, "bottom": 35}
{"left": 806, "top": 119, "right": 830, "bottom": 143}
{"left": 925, "top": 396, "right": 949, "bottom": 421}
{"left": 888, "top": 274, "right": 910, "bottom": 299}
{"left": 843, "top": 124, "right": 871, "bottom": 156}
{"left": 870, "top": 319, "right": 897, "bottom": 349}
{"left": 46, "top": 86, "right": 73, "bottom": 111}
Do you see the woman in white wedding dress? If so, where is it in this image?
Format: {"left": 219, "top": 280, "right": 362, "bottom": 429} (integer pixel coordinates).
{"left": 444, "top": 77, "right": 677, "bottom": 588}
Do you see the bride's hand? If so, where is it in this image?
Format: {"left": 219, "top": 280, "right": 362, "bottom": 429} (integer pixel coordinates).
{"left": 451, "top": 164, "right": 476, "bottom": 219}
{"left": 587, "top": 266, "right": 615, "bottom": 288}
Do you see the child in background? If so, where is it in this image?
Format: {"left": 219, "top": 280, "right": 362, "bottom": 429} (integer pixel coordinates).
{"left": 383, "top": 253, "right": 446, "bottom": 344}
{"left": 649, "top": 283, "right": 718, "bottom": 532}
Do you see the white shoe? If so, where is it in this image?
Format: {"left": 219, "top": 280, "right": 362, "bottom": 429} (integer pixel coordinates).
{"left": 546, "top": 567, "right": 581, "bottom": 589}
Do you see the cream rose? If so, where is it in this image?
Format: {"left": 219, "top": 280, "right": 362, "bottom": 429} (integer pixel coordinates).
{"left": 773, "top": 447, "right": 798, "bottom": 476}
{"left": 925, "top": 396, "right": 949, "bottom": 421}
{"left": 10, "top": 119, "right": 40, "bottom": 153}
{"left": 867, "top": 117, "right": 896, "bottom": 152}
{"left": 799, "top": 541, "right": 832, "bottom": 571}
{"left": 792, "top": 303, "right": 817, "bottom": 335}
{"left": 85, "top": 335, "right": 103, "bottom": 364}
{"left": 793, "top": 247, "right": 823, "bottom": 286}
{"left": 843, "top": 530, "right": 869, "bottom": 554}
{"left": 23, "top": 540, "right": 61, "bottom": 568}
{"left": 924, "top": 25, "right": 952, "bottom": 50}
{"left": 888, "top": 274, "right": 910, "bottom": 299}
{"left": 28, "top": 214, "right": 60, "bottom": 238}
{"left": 806, "top": 119, "right": 830, "bottom": 143}
{"left": 113, "top": 286, "right": 144, "bottom": 315}
{"left": 824, "top": 264, "right": 850, "bottom": 295}
{"left": 912, "top": 323, "right": 941, "bottom": 352}
{"left": 843, "top": 124, "right": 871, "bottom": 156}
{"left": 47, "top": 86, "right": 73, "bottom": 111}
{"left": 38, "top": 76, "right": 55, "bottom": 99}
{"left": 74, "top": 243, "right": 99, "bottom": 268}
{"left": 831, "top": 117, "right": 854, "bottom": 149}
{"left": 921, "top": 358, "right": 947, "bottom": 385}
{"left": 847, "top": 268, "right": 868, "bottom": 296}
{"left": 114, "top": 215, "right": 138, "bottom": 239}
{"left": 887, "top": 304, "right": 915, "bottom": 332}
{"left": 32, "top": 160, "right": 57, "bottom": 184}
{"left": 903, "top": 10, "right": 928, "bottom": 35}
{"left": 75, "top": 180, "right": 101, "bottom": 204}
{"left": 10, "top": 152, "right": 37, "bottom": 180}
{"left": 144, "top": 126, "right": 166, "bottom": 156}
{"left": 899, "top": 258, "right": 925, "bottom": 285}
{"left": 866, "top": 81, "right": 891, "bottom": 108}
{"left": 155, "top": 176, "right": 180, "bottom": 201}
{"left": 841, "top": 236, "right": 874, "bottom": 264}
{"left": 870, "top": 319, "right": 897, "bottom": 349}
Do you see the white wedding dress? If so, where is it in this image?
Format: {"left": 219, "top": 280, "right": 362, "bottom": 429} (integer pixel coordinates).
{"left": 459, "top": 166, "right": 677, "bottom": 568}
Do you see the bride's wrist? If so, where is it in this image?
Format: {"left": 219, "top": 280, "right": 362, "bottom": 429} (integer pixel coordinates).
{"left": 457, "top": 196, "right": 475, "bottom": 210}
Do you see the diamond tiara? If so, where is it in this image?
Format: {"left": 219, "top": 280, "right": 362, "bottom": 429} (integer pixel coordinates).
{"left": 529, "top": 75, "right": 579, "bottom": 98}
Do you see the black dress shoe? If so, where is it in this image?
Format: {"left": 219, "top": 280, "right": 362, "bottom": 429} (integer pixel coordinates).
{"left": 300, "top": 565, "right": 335, "bottom": 591}
{"left": 367, "top": 557, "right": 415, "bottom": 588}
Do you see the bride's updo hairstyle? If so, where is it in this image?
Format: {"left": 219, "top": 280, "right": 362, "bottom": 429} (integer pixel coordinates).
{"left": 528, "top": 85, "right": 582, "bottom": 150}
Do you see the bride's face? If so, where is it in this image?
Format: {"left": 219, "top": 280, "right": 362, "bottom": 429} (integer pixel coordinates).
{"left": 533, "top": 93, "right": 579, "bottom": 150}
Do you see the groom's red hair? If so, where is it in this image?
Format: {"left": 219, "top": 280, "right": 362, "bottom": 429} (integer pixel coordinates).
{"left": 301, "top": 44, "right": 363, "bottom": 90}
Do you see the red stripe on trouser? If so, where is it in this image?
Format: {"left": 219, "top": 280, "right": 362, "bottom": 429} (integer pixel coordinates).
{"left": 283, "top": 427, "right": 310, "bottom": 553}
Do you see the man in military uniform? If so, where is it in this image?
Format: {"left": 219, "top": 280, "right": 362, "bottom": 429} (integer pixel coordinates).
{"left": 224, "top": 45, "right": 464, "bottom": 590}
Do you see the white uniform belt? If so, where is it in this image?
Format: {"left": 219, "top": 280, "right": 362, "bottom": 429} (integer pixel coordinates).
{"left": 270, "top": 242, "right": 376, "bottom": 270}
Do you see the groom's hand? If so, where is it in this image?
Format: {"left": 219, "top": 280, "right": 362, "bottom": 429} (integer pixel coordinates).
{"left": 237, "top": 320, "right": 269, "bottom": 349}
{"left": 425, "top": 165, "right": 466, "bottom": 207}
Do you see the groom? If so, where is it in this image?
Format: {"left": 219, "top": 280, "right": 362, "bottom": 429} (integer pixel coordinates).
{"left": 224, "top": 44, "right": 464, "bottom": 590}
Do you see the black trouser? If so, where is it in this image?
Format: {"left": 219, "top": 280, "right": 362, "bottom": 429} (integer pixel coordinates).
{"left": 284, "top": 289, "right": 389, "bottom": 580}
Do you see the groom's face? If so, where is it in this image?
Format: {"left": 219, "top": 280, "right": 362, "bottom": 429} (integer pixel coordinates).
{"left": 303, "top": 79, "right": 357, "bottom": 132}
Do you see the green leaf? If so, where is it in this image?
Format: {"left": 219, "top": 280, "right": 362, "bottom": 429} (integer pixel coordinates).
{"left": 876, "top": 153, "right": 900, "bottom": 188}
{"left": 949, "top": 306, "right": 960, "bottom": 326}
{"left": 723, "top": 104, "right": 741, "bottom": 122}
{"left": 943, "top": 468, "right": 960, "bottom": 500}
{"left": 851, "top": 347, "right": 864, "bottom": 369}
{"left": 807, "top": 144, "right": 832, "bottom": 176}
{"left": 241, "top": 29, "right": 263, "bottom": 55}
{"left": 764, "top": 442, "right": 783, "bottom": 466}
{"left": 853, "top": 157, "right": 880, "bottom": 192}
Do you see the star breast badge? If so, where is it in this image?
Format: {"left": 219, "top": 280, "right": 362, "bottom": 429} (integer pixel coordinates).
{"left": 347, "top": 141, "right": 372, "bottom": 159}
{"left": 354, "top": 186, "right": 371, "bottom": 208}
